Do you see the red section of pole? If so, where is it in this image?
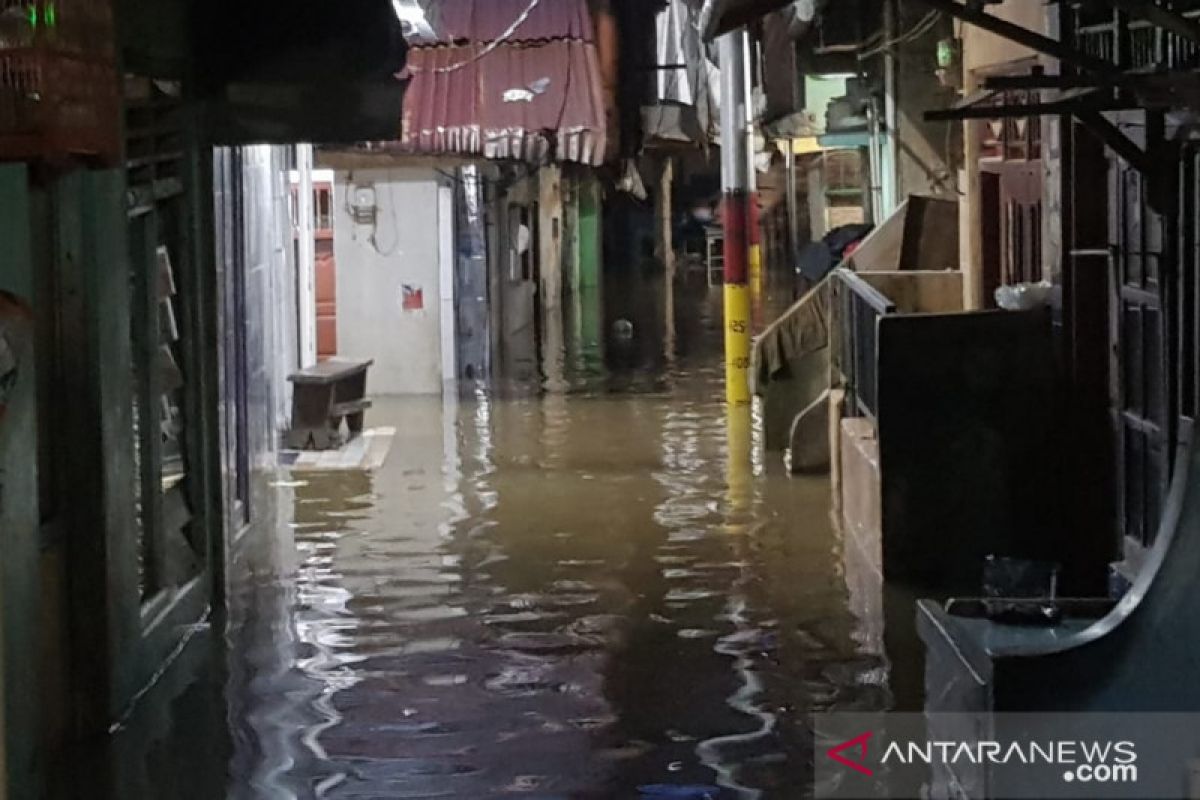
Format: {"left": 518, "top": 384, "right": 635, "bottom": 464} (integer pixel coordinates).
{"left": 723, "top": 190, "right": 750, "bottom": 285}
{"left": 747, "top": 191, "right": 761, "bottom": 247}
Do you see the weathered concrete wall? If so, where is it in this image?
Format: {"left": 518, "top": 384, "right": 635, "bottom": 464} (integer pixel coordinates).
{"left": 841, "top": 417, "right": 883, "bottom": 554}
{"left": 891, "top": 6, "right": 960, "bottom": 200}
{"left": 789, "top": 389, "right": 832, "bottom": 473}
{"left": 241, "top": 146, "right": 299, "bottom": 454}
{"left": 957, "top": 2, "right": 1059, "bottom": 309}
{"left": 334, "top": 167, "right": 447, "bottom": 395}
{"left": 763, "top": 346, "right": 831, "bottom": 452}
{"left": 859, "top": 271, "right": 965, "bottom": 314}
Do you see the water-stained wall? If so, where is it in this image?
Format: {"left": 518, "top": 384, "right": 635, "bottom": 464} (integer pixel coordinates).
{"left": 333, "top": 166, "right": 449, "bottom": 396}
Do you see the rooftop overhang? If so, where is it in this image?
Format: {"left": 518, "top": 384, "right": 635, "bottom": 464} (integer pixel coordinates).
{"left": 121, "top": 0, "right": 411, "bottom": 145}
{"left": 700, "top": 0, "right": 824, "bottom": 40}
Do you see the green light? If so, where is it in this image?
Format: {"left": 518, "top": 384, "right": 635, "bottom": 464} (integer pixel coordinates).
{"left": 46, "top": 3, "right": 56, "bottom": 27}
{"left": 937, "top": 38, "right": 957, "bottom": 70}
{"left": 27, "top": 4, "right": 37, "bottom": 28}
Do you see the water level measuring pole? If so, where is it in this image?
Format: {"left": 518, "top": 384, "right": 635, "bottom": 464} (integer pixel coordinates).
{"left": 719, "top": 29, "right": 753, "bottom": 408}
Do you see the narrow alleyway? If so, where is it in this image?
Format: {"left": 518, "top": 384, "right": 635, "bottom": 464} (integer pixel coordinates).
{"left": 200, "top": 281, "right": 890, "bottom": 800}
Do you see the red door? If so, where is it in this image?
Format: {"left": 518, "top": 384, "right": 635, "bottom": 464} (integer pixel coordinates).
{"left": 314, "top": 182, "right": 338, "bottom": 361}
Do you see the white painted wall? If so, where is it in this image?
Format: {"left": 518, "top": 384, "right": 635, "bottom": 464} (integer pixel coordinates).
{"left": 334, "top": 166, "right": 448, "bottom": 395}
{"left": 238, "top": 145, "right": 300, "bottom": 450}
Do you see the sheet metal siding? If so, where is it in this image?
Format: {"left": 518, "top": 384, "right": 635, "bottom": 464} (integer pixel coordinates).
{"left": 401, "top": 0, "right": 607, "bottom": 165}
{"left": 403, "top": 42, "right": 606, "bottom": 164}
{"left": 418, "top": 0, "right": 596, "bottom": 45}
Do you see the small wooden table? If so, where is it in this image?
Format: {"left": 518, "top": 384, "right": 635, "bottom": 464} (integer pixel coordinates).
{"left": 286, "top": 359, "right": 374, "bottom": 451}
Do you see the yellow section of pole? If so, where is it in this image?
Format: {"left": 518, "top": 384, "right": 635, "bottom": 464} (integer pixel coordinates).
{"left": 724, "top": 282, "right": 752, "bottom": 407}
{"left": 749, "top": 242, "right": 763, "bottom": 288}
{"left": 748, "top": 240, "right": 764, "bottom": 330}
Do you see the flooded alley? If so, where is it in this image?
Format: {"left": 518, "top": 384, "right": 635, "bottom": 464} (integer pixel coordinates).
{"left": 209, "top": 283, "right": 892, "bottom": 800}
{"left": 12, "top": 2, "right": 1200, "bottom": 799}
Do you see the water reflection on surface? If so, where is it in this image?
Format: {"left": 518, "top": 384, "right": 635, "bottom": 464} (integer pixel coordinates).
{"left": 213, "top": 281, "right": 892, "bottom": 800}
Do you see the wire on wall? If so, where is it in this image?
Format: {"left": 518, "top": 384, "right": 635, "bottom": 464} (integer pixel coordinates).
{"left": 344, "top": 171, "right": 404, "bottom": 257}
{"left": 858, "top": 9, "right": 941, "bottom": 59}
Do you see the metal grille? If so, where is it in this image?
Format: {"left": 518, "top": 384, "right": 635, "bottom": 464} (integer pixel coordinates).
{"left": 835, "top": 269, "right": 896, "bottom": 421}
{"left": 1073, "top": 2, "right": 1200, "bottom": 71}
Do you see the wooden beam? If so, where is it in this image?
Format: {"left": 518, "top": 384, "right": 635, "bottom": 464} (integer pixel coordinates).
{"left": 1075, "top": 109, "right": 1150, "bottom": 175}
{"left": 925, "top": 95, "right": 1136, "bottom": 122}
{"left": 984, "top": 73, "right": 1106, "bottom": 91}
{"left": 914, "top": 0, "right": 1120, "bottom": 77}
{"left": 1106, "top": 0, "right": 1200, "bottom": 46}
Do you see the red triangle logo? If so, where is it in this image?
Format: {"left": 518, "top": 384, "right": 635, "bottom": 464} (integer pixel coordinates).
{"left": 827, "top": 731, "right": 875, "bottom": 776}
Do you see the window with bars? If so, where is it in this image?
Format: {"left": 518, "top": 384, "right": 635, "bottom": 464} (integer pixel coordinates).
{"left": 978, "top": 91, "right": 1042, "bottom": 163}
{"left": 1073, "top": 2, "right": 1200, "bottom": 71}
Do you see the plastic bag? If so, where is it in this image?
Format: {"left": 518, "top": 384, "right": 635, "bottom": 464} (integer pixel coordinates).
{"left": 983, "top": 555, "right": 1060, "bottom": 599}
{"left": 995, "top": 280, "right": 1054, "bottom": 311}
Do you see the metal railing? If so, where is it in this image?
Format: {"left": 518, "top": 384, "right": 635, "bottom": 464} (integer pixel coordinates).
{"left": 834, "top": 268, "right": 895, "bottom": 421}
{"left": 1074, "top": 2, "right": 1200, "bottom": 72}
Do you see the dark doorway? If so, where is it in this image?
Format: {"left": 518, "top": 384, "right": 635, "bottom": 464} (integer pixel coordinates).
{"left": 980, "top": 170, "right": 1002, "bottom": 307}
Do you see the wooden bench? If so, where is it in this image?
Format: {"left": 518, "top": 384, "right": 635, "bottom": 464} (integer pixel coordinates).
{"left": 286, "top": 359, "right": 373, "bottom": 451}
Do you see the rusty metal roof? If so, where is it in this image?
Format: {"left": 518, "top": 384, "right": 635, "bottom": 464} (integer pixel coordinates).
{"left": 399, "top": 0, "right": 607, "bottom": 165}
{"left": 418, "top": 0, "right": 596, "bottom": 44}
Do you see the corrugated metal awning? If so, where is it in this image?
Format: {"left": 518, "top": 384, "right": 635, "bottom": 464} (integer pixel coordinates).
{"left": 398, "top": 0, "right": 608, "bottom": 165}
{"left": 417, "top": 0, "right": 595, "bottom": 44}
{"left": 401, "top": 41, "right": 606, "bottom": 165}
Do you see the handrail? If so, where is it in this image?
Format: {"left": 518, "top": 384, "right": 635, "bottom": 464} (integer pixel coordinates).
{"left": 834, "top": 268, "right": 896, "bottom": 316}
{"left": 833, "top": 268, "right": 896, "bottom": 421}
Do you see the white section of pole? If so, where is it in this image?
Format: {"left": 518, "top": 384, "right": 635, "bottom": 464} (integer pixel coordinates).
{"left": 438, "top": 183, "right": 458, "bottom": 389}
{"left": 719, "top": 31, "right": 750, "bottom": 194}
{"left": 296, "top": 144, "right": 318, "bottom": 368}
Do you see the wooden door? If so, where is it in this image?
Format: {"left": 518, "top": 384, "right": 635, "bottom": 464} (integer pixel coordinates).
{"left": 1112, "top": 161, "right": 1170, "bottom": 551}
{"left": 1000, "top": 162, "right": 1044, "bottom": 286}
{"left": 314, "top": 181, "right": 338, "bottom": 360}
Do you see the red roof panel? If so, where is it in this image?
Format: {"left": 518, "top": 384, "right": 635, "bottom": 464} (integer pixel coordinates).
{"left": 401, "top": 36, "right": 607, "bottom": 165}
{"left": 420, "top": 0, "right": 596, "bottom": 45}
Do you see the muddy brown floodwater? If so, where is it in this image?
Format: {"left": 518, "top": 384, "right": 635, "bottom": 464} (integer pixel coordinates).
{"left": 211, "top": 280, "right": 895, "bottom": 800}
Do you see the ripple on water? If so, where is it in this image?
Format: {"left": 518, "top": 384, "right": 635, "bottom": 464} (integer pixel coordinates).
{"left": 226, "top": 319, "right": 893, "bottom": 800}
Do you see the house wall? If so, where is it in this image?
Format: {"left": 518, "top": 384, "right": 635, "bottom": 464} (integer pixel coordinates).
{"left": 214, "top": 146, "right": 299, "bottom": 539}
{"left": 243, "top": 146, "right": 299, "bottom": 449}
{"left": 891, "top": 8, "right": 960, "bottom": 201}
{"left": 334, "top": 167, "right": 448, "bottom": 396}
{"left": 957, "top": 2, "right": 1058, "bottom": 309}
{"left": 859, "top": 271, "right": 964, "bottom": 314}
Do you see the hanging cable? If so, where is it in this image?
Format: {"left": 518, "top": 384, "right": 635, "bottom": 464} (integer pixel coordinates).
{"left": 858, "top": 9, "right": 941, "bottom": 60}
{"left": 409, "top": 0, "right": 543, "bottom": 74}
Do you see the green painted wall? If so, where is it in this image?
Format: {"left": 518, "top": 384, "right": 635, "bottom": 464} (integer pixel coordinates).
{"left": 578, "top": 177, "right": 602, "bottom": 291}
{"left": 0, "top": 165, "right": 40, "bottom": 800}
{"left": 577, "top": 177, "right": 604, "bottom": 370}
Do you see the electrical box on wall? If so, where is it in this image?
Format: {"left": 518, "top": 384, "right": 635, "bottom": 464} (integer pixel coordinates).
{"left": 349, "top": 184, "right": 378, "bottom": 226}
{"left": 936, "top": 37, "right": 963, "bottom": 91}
